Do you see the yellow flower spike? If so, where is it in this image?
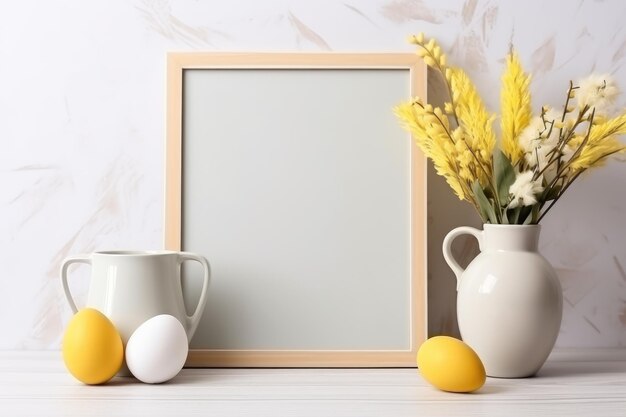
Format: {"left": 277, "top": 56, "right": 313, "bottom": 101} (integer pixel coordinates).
{"left": 396, "top": 94, "right": 470, "bottom": 203}
{"left": 570, "top": 113, "right": 626, "bottom": 170}
{"left": 423, "top": 56, "right": 437, "bottom": 67}
{"left": 449, "top": 68, "right": 496, "bottom": 166}
{"left": 440, "top": 54, "right": 447, "bottom": 67}
{"left": 500, "top": 51, "right": 532, "bottom": 165}
{"left": 407, "top": 35, "right": 419, "bottom": 45}
{"left": 451, "top": 127, "right": 465, "bottom": 142}
{"left": 432, "top": 46, "right": 441, "bottom": 59}
{"left": 459, "top": 167, "right": 472, "bottom": 181}
{"left": 415, "top": 32, "right": 425, "bottom": 44}
{"left": 444, "top": 102, "right": 454, "bottom": 114}
{"left": 570, "top": 137, "right": 625, "bottom": 170}
{"left": 426, "top": 38, "right": 435, "bottom": 50}
{"left": 424, "top": 115, "right": 439, "bottom": 126}
{"left": 394, "top": 102, "right": 428, "bottom": 148}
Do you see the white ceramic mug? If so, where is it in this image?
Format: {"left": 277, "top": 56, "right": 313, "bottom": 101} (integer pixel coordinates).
{"left": 61, "top": 250, "right": 211, "bottom": 345}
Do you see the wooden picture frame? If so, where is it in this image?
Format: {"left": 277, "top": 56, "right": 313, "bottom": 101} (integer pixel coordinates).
{"left": 165, "top": 53, "right": 427, "bottom": 367}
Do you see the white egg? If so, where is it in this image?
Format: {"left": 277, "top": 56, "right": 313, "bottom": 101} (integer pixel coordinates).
{"left": 125, "top": 314, "right": 189, "bottom": 384}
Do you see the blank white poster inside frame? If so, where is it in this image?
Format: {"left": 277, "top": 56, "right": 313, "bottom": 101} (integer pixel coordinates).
{"left": 165, "top": 53, "right": 427, "bottom": 367}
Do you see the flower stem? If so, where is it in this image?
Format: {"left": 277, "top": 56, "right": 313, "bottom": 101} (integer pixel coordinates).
{"left": 537, "top": 148, "right": 621, "bottom": 222}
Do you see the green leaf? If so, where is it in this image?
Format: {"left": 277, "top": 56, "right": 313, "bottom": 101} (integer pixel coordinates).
{"left": 473, "top": 196, "right": 490, "bottom": 223}
{"left": 508, "top": 206, "right": 522, "bottom": 224}
{"left": 502, "top": 208, "right": 509, "bottom": 224}
{"left": 472, "top": 180, "right": 498, "bottom": 224}
{"left": 530, "top": 204, "right": 541, "bottom": 224}
{"left": 493, "top": 149, "right": 516, "bottom": 206}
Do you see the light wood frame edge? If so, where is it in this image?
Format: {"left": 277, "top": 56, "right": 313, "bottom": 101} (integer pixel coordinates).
{"left": 165, "top": 53, "right": 427, "bottom": 367}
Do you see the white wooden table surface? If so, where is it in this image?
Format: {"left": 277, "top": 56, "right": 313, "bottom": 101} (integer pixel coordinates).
{"left": 1, "top": 351, "right": 626, "bottom": 417}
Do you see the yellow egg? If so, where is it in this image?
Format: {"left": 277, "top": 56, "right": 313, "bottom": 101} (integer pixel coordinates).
{"left": 416, "top": 336, "right": 486, "bottom": 393}
{"left": 62, "top": 308, "right": 123, "bottom": 385}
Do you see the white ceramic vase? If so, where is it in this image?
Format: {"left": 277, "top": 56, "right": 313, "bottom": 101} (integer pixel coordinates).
{"left": 442, "top": 224, "right": 562, "bottom": 378}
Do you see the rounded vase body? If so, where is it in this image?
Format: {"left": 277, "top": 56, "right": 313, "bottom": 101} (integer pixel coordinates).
{"left": 443, "top": 224, "right": 562, "bottom": 378}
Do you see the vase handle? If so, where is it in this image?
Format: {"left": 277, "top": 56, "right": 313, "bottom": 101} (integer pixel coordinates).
{"left": 442, "top": 227, "right": 484, "bottom": 291}
{"left": 178, "top": 252, "right": 211, "bottom": 342}
{"left": 60, "top": 254, "right": 93, "bottom": 313}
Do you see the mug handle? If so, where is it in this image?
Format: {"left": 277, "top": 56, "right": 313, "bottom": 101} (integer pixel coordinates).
{"left": 178, "top": 252, "right": 211, "bottom": 341}
{"left": 60, "top": 254, "right": 92, "bottom": 313}
{"left": 442, "top": 227, "right": 483, "bottom": 291}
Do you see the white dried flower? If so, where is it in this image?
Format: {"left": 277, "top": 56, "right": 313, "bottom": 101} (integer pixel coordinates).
{"left": 508, "top": 171, "right": 544, "bottom": 208}
{"left": 576, "top": 74, "right": 619, "bottom": 114}
{"left": 518, "top": 108, "right": 561, "bottom": 170}
{"left": 518, "top": 117, "right": 546, "bottom": 156}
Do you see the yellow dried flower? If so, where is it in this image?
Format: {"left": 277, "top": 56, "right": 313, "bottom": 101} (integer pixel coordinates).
{"left": 448, "top": 67, "right": 496, "bottom": 185}
{"left": 570, "top": 114, "right": 626, "bottom": 170}
{"left": 500, "top": 52, "right": 532, "bottom": 165}
{"left": 423, "top": 56, "right": 436, "bottom": 68}
{"left": 432, "top": 46, "right": 441, "bottom": 59}
{"left": 394, "top": 99, "right": 469, "bottom": 200}
{"left": 396, "top": 33, "right": 626, "bottom": 225}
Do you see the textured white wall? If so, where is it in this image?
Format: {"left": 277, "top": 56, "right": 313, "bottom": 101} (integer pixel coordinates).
{"left": 1, "top": 0, "right": 624, "bottom": 349}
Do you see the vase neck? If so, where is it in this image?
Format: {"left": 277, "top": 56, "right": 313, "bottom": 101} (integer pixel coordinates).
{"left": 482, "top": 224, "right": 540, "bottom": 252}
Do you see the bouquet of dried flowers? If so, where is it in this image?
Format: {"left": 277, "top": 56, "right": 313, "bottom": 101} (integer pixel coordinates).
{"left": 395, "top": 33, "right": 626, "bottom": 224}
